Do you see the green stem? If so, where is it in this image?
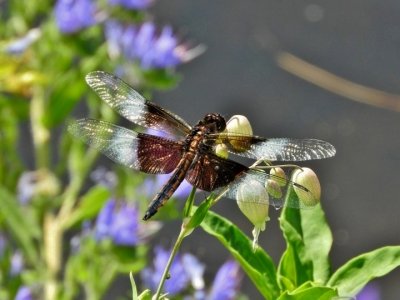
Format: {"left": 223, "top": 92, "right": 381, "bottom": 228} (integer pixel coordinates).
{"left": 30, "top": 86, "right": 50, "bottom": 169}
{"left": 58, "top": 148, "right": 98, "bottom": 226}
{"left": 154, "top": 226, "right": 189, "bottom": 299}
{"left": 43, "top": 213, "right": 62, "bottom": 300}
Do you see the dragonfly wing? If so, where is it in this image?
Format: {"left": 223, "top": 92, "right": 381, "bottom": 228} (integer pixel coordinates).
{"left": 85, "top": 71, "right": 192, "bottom": 136}
{"left": 206, "top": 133, "right": 336, "bottom": 161}
{"left": 68, "top": 118, "right": 183, "bottom": 174}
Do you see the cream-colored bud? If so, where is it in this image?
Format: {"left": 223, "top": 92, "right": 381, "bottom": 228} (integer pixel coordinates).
{"left": 236, "top": 180, "right": 270, "bottom": 250}
{"left": 265, "top": 179, "right": 283, "bottom": 198}
{"left": 226, "top": 115, "right": 253, "bottom": 152}
{"left": 214, "top": 144, "right": 229, "bottom": 159}
{"left": 291, "top": 167, "right": 321, "bottom": 207}
{"left": 270, "top": 167, "right": 287, "bottom": 186}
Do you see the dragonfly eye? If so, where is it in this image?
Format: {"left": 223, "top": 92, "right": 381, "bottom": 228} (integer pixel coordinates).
{"left": 203, "top": 113, "right": 226, "bottom": 132}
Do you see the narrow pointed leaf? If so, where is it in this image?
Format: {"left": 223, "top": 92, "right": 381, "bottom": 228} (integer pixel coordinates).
{"left": 327, "top": 246, "right": 400, "bottom": 296}
{"left": 277, "top": 285, "right": 337, "bottom": 300}
{"left": 64, "top": 185, "right": 110, "bottom": 228}
{"left": 0, "top": 186, "right": 40, "bottom": 264}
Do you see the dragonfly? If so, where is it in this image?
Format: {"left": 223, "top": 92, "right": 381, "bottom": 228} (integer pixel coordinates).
{"left": 68, "top": 71, "right": 336, "bottom": 220}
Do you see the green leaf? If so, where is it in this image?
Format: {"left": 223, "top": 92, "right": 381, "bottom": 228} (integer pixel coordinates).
{"left": 185, "top": 195, "right": 213, "bottom": 230}
{"left": 327, "top": 245, "right": 400, "bottom": 296}
{"left": 130, "top": 272, "right": 138, "bottom": 300}
{"left": 0, "top": 187, "right": 40, "bottom": 264}
{"left": 64, "top": 185, "right": 110, "bottom": 228}
{"left": 201, "top": 210, "right": 279, "bottom": 300}
{"left": 277, "top": 284, "right": 337, "bottom": 300}
{"left": 278, "top": 188, "right": 332, "bottom": 288}
{"left": 137, "top": 289, "right": 152, "bottom": 300}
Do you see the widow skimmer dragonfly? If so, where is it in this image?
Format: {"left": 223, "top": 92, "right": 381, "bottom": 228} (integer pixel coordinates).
{"left": 68, "top": 71, "right": 336, "bottom": 220}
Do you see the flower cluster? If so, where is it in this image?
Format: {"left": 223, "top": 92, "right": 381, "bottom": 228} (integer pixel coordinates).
{"left": 95, "top": 198, "right": 161, "bottom": 246}
{"left": 105, "top": 20, "right": 201, "bottom": 69}
{"left": 53, "top": 0, "right": 202, "bottom": 69}
{"left": 141, "top": 247, "right": 242, "bottom": 299}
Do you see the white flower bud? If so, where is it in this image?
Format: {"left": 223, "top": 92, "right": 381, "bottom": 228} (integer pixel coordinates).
{"left": 214, "top": 144, "right": 229, "bottom": 159}
{"left": 226, "top": 115, "right": 253, "bottom": 152}
{"left": 236, "top": 180, "right": 270, "bottom": 250}
{"left": 270, "top": 167, "right": 287, "bottom": 186}
{"left": 265, "top": 179, "right": 282, "bottom": 198}
{"left": 291, "top": 167, "right": 321, "bottom": 207}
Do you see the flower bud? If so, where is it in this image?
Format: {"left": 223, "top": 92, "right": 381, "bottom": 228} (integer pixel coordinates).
{"left": 226, "top": 115, "right": 253, "bottom": 152}
{"left": 236, "top": 180, "right": 270, "bottom": 250}
{"left": 265, "top": 179, "right": 282, "bottom": 198}
{"left": 291, "top": 167, "right": 321, "bottom": 207}
{"left": 214, "top": 144, "right": 229, "bottom": 159}
{"left": 270, "top": 167, "right": 287, "bottom": 186}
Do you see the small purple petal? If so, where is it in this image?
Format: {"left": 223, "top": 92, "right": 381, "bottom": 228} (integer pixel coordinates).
{"left": 4, "top": 29, "right": 41, "bottom": 55}
{"left": 54, "top": 0, "right": 96, "bottom": 33}
{"left": 10, "top": 251, "right": 24, "bottom": 276}
{"left": 15, "top": 286, "right": 33, "bottom": 300}
{"left": 357, "top": 283, "right": 381, "bottom": 300}
{"left": 17, "top": 172, "right": 37, "bottom": 205}
{"left": 90, "top": 166, "right": 117, "bottom": 189}
{"left": 141, "top": 246, "right": 190, "bottom": 295}
{"left": 95, "top": 199, "right": 116, "bottom": 240}
{"left": 109, "top": 203, "right": 139, "bottom": 246}
{"left": 182, "top": 253, "right": 205, "bottom": 290}
{"left": 207, "top": 261, "right": 242, "bottom": 300}
{"left": 108, "top": 0, "right": 154, "bottom": 10}
{"left": 95, "top": 199, "right": 141, "bottom": 246}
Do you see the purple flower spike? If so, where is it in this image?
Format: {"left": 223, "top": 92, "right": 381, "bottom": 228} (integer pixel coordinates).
{"left": 109, "top": 203, "right": 139, "bottom": 245}
{"left": 207, "top": 261, "right": 242, "bottom": 300}
{"left": 95, "top": 199, "right": 140, "bottom": 246}
{"left": 357, "top": 283, "right": 381, "bottom": 300}
{"left": 15, "top": 286, "right": 33, "bottom": 300}
{"left": 54, "top": 0, "right": 96, "bottom": 33}
{"left": 105, "top": 20, "right": 204, "bottom": 69}
{"left": 108, "top": 0, "right": 154, "bottom": 10}
{"left": 141, "top": 247, "right": 190, "bottom": 296}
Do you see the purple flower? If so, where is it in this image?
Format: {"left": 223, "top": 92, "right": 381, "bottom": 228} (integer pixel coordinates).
{"left": 108, "top": 0, "right": 154, "bottom": 10}
{"left": 90, "top": 166, "right": 117, "bottom": 189}
{"left": 356, "top": 283, "right": 381, "bottom": 300}
{"left": 95, "top": 199, "right": 139, "bottom": 246}
{"left": 105, "top": 20, "right": 204, "bottom": 69}
{"left": 15, "top": 286, "right": 33, "bottom": 300}
{"left": 17, "top": 172, "right": 36, "bottom": 204}
{"left": 141, "top": 247, "right": 193, "bottom": 295}
{"left": 10, "top": 251, "right": 24, "bottom": 276}
{"left": 207, "top": 261, "right": 242, "bottom": 300}
{"left": 4, "top": 28, "right": 41, "bottom": 55}
{"left": 54, "top": 0, "right": 96, "bottom": 33}
{"left": 140, "top": 174, "right": 193, "bottom": 200}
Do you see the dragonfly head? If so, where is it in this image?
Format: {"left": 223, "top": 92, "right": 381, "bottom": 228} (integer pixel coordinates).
{"left": 202, "top": 113, "right": 226, "bottom": 133}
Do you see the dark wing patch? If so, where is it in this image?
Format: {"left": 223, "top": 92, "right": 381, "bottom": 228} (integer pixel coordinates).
{"left": 206, "top": 133, "right": 336, "bottom": 161}
{"left": 137, "top": 133, "right": 184, "bottom": 174}
{"left": 85, "top": 71, "right": 192, "bottom": 136}
{"left": 68, "top": 119, "right": 183, "bottom": 174}
{"left": 185, "top": 152, "right": 248, "bottom": 191}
